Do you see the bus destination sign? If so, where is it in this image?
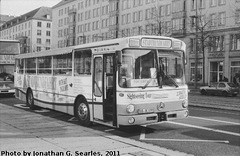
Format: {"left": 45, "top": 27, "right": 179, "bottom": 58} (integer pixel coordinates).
{"left": 141, "top": 38, "right": 172, "bottom": 48}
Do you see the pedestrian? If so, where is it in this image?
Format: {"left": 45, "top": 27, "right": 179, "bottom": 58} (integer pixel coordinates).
{"left": 223, "top": 76, "right": 228, "bottom": 82}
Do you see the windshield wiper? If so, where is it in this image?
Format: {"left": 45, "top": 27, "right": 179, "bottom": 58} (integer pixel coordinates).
{"left": 142, "top": 71, "right": 157, "bottom": 89}
{"left": 163, "top": 74, "right": 179, "bottom": 88}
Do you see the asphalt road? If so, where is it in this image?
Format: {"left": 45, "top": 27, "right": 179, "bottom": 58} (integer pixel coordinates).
{"left": 0, "top": 94, "right": 240, "bottom": 156}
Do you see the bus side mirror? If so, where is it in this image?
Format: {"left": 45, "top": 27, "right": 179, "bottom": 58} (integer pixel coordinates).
{"left": 116, "top": 51, "right": 122, "bottom": 65}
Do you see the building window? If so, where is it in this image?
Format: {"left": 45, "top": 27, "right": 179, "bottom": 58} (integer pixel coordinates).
{"left": 37, "top": 22, "right": 42, "bottom": 27}
{"left": 165, "top": 4, "right": 171, "bottom": 16}
{"left": 46, "top": 31, "right": 51, "bottom": 36}
{"left": 37, "top": 38, "right": 41, "bottom": 44}
{"left": 199, "top": 0, "right": 205, "bottom": 8}
{"left": 122, "top": 0, "right": 127, "bottom": 10}
{"left": 210, "top": 0, "right": 217, "bottom": 7}
{"left": 190, "top": 62, "right": 203, "bottom": 82}
{"left": 219, "top": 12, "right": 226, "bottom": 25}
{"left": 133, "top": 0, "right": 138, "bottom": 7}
{"left": 209, "top": 36, "right": 225, "bottom": 52}
{"left": 138, "top": 10, "right": 143, "bottom": 21}
{"left": 210, "top": 61, "right": 223, "bottom": 82}
{"left": 37, "top": 46, "right": 41, "bottom": 52}
{"left": 230, "top": 34, "right": 240, "bottom": 50}
{"left": 151, "top": 7, "right": 156, "bottom": 19}
{"left": 231, "top": 61, "right": 240, "bottom": 84}
{"left": 145, "top": 25, "right": 151, "bottom": 34}
{"left": 159, "top": 6, "right": 164, "bottom": 17}
{"left": 191, "top": 0, "right": 196, "bottom": 10}
{"left": 46, "top": 39, "right": 51, "bottom": 45}
{"left": 47, "top": 23, "right": 51, "bottom": 28}
{"left": 133, "top": 12, "right": 138, "bottom": 22}
{"left": 210, "top": 13, "right": 217, "bottom": 26}
{"left": 236, "top": 9, "right": 240, "bottom": 23}
{"left": 122, "top": 14, "right": 126, "bottom": 25}
{"left": 37, "top": 30, "right": 41, "bottom": 36}
{"left": 145, "top": 8, "right": 151, "bottom": 20}
{"left": 127, "top": 13, "right": 131, "bottom": 24}
{"left": 219, "top": 0, "right": 226, "bottom": 5}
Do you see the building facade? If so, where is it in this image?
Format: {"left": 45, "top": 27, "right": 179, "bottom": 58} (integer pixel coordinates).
{"left": 0, "top": 7, "right": 52, "bottom": 53}
{"left": 52, "top": 0, "right": 240, "bottom": 84}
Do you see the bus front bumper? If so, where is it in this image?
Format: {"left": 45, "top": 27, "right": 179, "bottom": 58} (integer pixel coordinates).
{"left": 118, "top": 109, "right": 189, "bottom": 126}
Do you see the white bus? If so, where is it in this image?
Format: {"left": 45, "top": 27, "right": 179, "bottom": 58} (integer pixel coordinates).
{"left": 0, "top": 40, "right": 20, "bottom": 94}
{"left": 15, "top": 35, "right": 188, "bottom": 127}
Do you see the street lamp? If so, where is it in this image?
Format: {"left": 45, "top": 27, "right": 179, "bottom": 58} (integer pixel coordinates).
{"left": 190, "top": 1, "right": 199, "bottom": 89}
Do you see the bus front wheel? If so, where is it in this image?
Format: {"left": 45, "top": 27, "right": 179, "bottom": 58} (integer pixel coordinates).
{"left": 75, "top": 98, "right": 91, "bottom": 126}
{"left": 26, "top": 89, "right": 35, "bottom": 109}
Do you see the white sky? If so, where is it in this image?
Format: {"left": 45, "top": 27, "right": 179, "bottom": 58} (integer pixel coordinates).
{"left": 0, "top": 0, "right": 62, "bottom": 16}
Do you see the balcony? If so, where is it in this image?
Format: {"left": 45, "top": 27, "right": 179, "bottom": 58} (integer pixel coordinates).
{"left": 68, "top": 8, "right": 77, "bottom": 15}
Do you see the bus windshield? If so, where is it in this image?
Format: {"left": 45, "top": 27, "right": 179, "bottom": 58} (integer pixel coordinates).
{"left": 119, "top": 49, "right": 185, "bottom": 88}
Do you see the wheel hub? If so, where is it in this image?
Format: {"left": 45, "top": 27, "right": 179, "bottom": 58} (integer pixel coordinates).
{"left": 78, "top": 103, "right": 88, "bottom": 120}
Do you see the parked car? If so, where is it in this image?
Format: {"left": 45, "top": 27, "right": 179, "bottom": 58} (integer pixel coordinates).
{"left": 200, "top": 82, "right": 239, "bottom": 97}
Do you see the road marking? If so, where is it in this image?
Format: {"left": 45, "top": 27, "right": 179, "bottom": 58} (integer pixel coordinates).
{"left": 190, "top": 107, "right": 240, "bottom": 115}
{"left": 168, "top": 121, "right": 240, "bottom": 137}
{"left": 139, "top": 125, "right": 146, "bottom": 140}
{"left": 139, "top": 125, "right": 229, "bottom": 143}
{"left": 141, "top": 138, "right": 229, "bottom": 143}
{"left": 189, "top": 116, "right": 240, "bottom": 125}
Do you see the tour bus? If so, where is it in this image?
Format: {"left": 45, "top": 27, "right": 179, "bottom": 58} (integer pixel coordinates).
{"left": 14, "top": 35, "right": 188, "bottom": 127}
{"left": 0, "top": 40, "right": 20, "bottom": 94}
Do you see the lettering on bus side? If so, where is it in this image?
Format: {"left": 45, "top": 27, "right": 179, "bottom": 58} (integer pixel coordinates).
{"left": 127, "top": 93, "right": 151, "bottom": 100}
{"left": 126, "top": 92, "right": 169, "bottom": 100}
{"left": 59, "top": 78, "right": 68, "bottom": 92}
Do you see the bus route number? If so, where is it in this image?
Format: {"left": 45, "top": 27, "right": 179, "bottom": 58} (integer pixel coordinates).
{"left": 105, "top": 151, "right": 120, "bottom": 156}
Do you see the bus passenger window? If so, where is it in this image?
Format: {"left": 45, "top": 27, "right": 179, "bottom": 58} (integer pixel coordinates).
{"left": 53, "top": 53, "right": 72, "bottom": 76}
{"left": 74, "top": 49, "right": 92, "bottom": 76}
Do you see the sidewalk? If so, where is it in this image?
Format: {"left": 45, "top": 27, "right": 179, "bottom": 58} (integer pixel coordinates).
{"left": 0, "top": 103, "right": 192, "bottom": 156}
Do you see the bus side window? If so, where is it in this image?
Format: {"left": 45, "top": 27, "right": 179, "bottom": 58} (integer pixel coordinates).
{"left": 53, "top": 53, "right": 72, "bottom": 76}
{"left": 74, "top": 49, "right": 92, "bottom": 76}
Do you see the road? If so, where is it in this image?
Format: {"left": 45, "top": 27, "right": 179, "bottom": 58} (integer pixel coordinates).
{"left": 0, "top": 94, "right": 240, "bottom": 156}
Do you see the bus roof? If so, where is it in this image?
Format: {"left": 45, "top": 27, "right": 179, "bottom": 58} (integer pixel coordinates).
{"left": 15, "top": 35, "right": 185, "bottom": 59}
{"left": 15, "top": 46, "right": 73, "bottom": 59}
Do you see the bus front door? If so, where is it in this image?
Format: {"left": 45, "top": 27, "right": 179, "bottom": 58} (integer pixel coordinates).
{"left": 93, "top": 54, "right": 116, "bottom": 126}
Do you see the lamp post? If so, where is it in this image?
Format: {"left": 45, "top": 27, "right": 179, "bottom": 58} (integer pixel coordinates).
{"left": 191, "top": 0, "right": 199, "bottom": 89}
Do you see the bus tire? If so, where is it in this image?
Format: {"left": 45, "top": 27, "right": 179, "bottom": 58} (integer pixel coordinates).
{"left": 75, "top": 97, "right": 91, "bottom": 126}
{"left": 26, "top": 89, "right": 35, "bottom": 109}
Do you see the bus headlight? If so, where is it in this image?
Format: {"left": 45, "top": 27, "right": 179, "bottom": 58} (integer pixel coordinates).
{"left": 128, "top": 117, "right": 135, "bottom": 124}
{"left": 182, "top": 100, "right": 188, "bottom": 108}
{"left": 126, "top": 104, "right": 135, "bottom": 113}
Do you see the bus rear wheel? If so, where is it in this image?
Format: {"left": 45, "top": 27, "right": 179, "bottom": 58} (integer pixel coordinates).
{"left": 26, "top": 89, "right": 35, "bottom": 109}
{"left": 75, "top": 98, "right": 91, "bottom": 126}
